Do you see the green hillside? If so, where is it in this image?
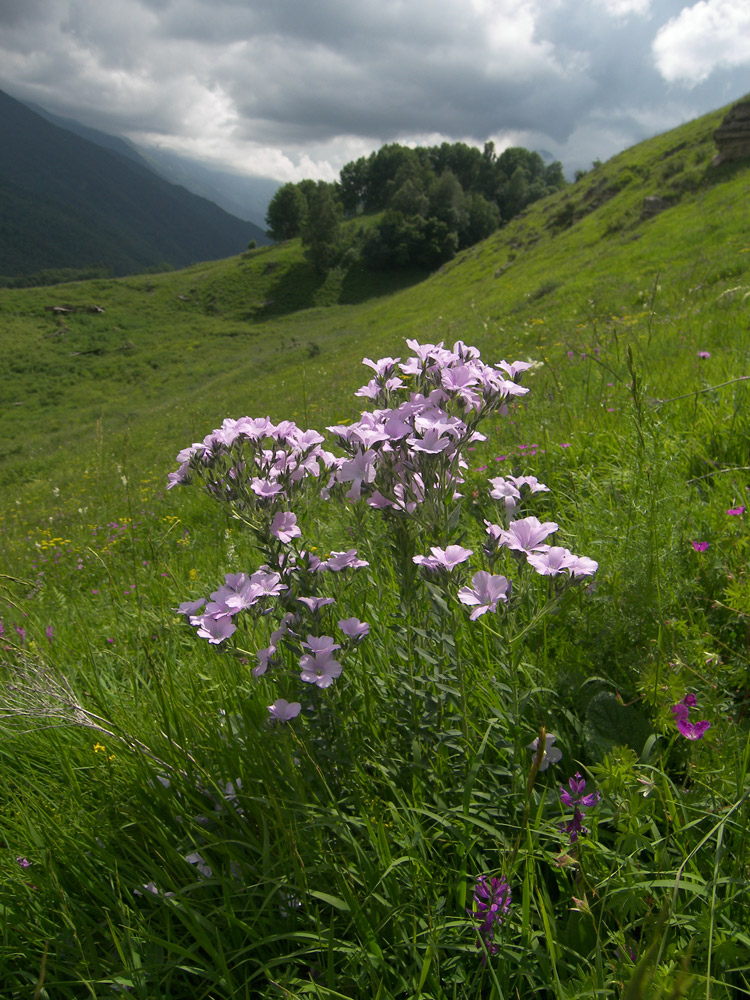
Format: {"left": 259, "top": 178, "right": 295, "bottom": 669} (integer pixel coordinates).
{"left": 1, "top": 97, "right": 750, "bottom": 999}
{"left": 1, "top": 97, "right": 747, "bottom": 494}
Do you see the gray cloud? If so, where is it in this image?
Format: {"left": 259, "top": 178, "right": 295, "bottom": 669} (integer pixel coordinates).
{"left": 1, "top": 0, "right": 748, "bottom": 182}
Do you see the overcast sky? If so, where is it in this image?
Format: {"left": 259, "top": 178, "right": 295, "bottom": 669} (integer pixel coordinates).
{"left": 1, "top": 0, "right": 748, "bottom": 182}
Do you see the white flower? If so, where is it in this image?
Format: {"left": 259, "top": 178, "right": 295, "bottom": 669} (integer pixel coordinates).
{"left": 527, "top": 733, "right": 562, "bottom": 771}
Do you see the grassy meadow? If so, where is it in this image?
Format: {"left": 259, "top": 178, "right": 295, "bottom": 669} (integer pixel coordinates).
{"left": 1, "top": 98, "right": 750, "bottom": 998}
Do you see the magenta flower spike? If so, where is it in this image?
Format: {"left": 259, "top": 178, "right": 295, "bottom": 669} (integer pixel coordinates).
{"left": 469, "top": 875, "right": 511, "bottom": 959}
{"left": 559, "top": 772, "right": 600, "bottom": 843}
{"left": 671, "top": 694, "right": 710, "bottom": 740}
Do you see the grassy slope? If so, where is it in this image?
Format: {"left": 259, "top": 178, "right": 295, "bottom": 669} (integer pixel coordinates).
{"left": 1, "top": 98, "right": 748, "bottom": 499}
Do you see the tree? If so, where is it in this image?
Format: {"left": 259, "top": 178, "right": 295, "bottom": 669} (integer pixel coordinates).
{"left": 460, "top": 192, "right": 501, "bottom": 247}
{"left": 389, "top": 177, "right": 430, "bottom": 217}
{"left": 503, "top": 166, "right": 529, "bottom": 218}
{"left": 301, "top": 182, "right": 343, "bottom": 274}
{"left": 364, "top": 144, "right": 419, "bottom": 210}
{"left": 429, "top": 170, "right": 467, "bottom": 231}
{"left": 338, "top": 157, "right": 369, "bottom": 215}
{"left": 265, "top": 183, "right": 308, "bottom": 241}
{"left": 429, "top": 142, "right": 482, "bottom": 193}
{"left": 363, "top": 211, "right": 457, "bottom": 271}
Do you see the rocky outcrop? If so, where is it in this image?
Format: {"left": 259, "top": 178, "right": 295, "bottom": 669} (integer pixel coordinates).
{"left": 711, "top": 98, "right": 750, "bottom": 166}
{"left": 641, "top": 195, "right": 668, "bottom": 219}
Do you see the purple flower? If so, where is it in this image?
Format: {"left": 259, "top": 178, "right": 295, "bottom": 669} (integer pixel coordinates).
{"left": 175, "top": 598, "right": 207, "bottom": 617}
{"left": 568, "top": 555, "right": 599, "bottom": 577}
{"left": 190, "top": 613, "right": 237, "bottom": 644}
{"left": 488, "top": 477, "right": 521, "bottom": 509}
{"left": 16, "top": 857, "right": 32, "bottom": 869}
{"left": 45, "top": 625, "right": 54, "bottom": 644}
{"left": 562, "top": 807, "right": 587, "bottom": 843}
{"left": 496, "top": 359, "right": 532, "bottom": 379}
{"left": 408, "top": 427, "right": 454, "bottom": 454}
{"left": 671, "top": 694, "right": 710, "bottom": 740}
{"left": 338, "top": 617, "right": 370, "bottom": 641}
{"left": 299, "top": 649, "right": 342, "bottom": 688}
{"left": 697, "top": 351, "right": 711, "bottom": 359}
{"left": 498, "top": 516, "right": 559, "bottom": 553}
{"left": 185, "top": 852, "right": 213, "bottom": 878}
{"left": 506, "top": 474, "right": 550, "bottom": 494}
{"left": 297, "top": 596, "right": 336, "bottom": 612}
{"left": 337, "top": 449, "right": 377, "bottom": 501}
{"left": 270, "top": 511, "right": 302, "bottom": 543}
{"left": 362, "top": 355, "right": 400, "bottom": 377}
{"left": 301, "top": 634, "right": 340, "bottom": 655}
{"left": 727, "top": 506, "right": 745, "bottom": 516}
{"left": 469, "top": 875, "right": 511, "bottom": 958}
{"left": 268, "top": 698, "right": 302, "bottom": 722}
{"left": 559, "top": 772, "right": 600, "bottom": 844}
{"left": 320, "top": 549, "right": 369, "bottom": 572}
{"left": 692, "top": 541, "right": 709, "bottom": 552}
{"left": 413, "top": 545, "right": 473, "bottom": 572}
{"left": 526, "top": 546, "right": 577, "bottom": 576}
{"left": 458, "top": 571, "right": 511, "bottom": 619}
{"left": 560, "top": 772, "right": 601, "bottom": 810}
{"left": 250, "top": 477, "right": 285, "bottom": 500}
{"left": 676, "top": 718, "right": 711, "bottom": 740}
{"left": 253, "top": 645, "right": 276, "bottom": 677}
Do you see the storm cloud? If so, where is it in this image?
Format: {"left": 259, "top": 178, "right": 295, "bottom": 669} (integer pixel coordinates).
{"left": 1, "top": 0, "right": 748, "bottom": 181}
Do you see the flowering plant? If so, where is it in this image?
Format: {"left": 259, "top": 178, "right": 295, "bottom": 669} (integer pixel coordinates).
{"left": 167, "top": 339, "right": 599, "bottom": 722}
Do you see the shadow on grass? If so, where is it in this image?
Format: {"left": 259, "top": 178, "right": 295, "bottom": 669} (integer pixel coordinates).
{"left": 338, "top": 263, "right": 431, "bottom": 304}
{"left": 252, "top": 259, "right": 431, "bottom": 319}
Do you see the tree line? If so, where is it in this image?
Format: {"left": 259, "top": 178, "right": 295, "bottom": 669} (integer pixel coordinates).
{"left": 265, "top": 141, "right": 566, "bottom": 273}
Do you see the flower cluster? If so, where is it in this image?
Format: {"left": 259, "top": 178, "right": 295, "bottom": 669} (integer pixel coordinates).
{"left": 175, "top": 541, "right": 370, "bottom": 713}
{"left": 559, "top": 772, "right": 601, "bottom": 844}
{"left": 168, "top": 339, "right": 597, "bottom": 714}
{"left": 446, "top": 509, "right": 597, "bottom": 622}
{"left": 484, "top": 512, "right": 597, "bottom": 579}
{"left": 326, "top": 340, "right": 531, "bottom": 522}
{"left": 167, "top": 417, "right": 336, "bottom": 526}
{"left": 671, "top": 693, "right": 710, "bottom": 740}
{"left": 469, "top": 875, "right": 512, "bottom": 958}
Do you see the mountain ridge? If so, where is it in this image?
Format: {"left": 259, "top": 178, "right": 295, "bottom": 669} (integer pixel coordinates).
{"left": 0, "top": 88, "right": 267, "bottom": 279}
{"left": 24, "top": 99, "right": 280, "bottom": 229}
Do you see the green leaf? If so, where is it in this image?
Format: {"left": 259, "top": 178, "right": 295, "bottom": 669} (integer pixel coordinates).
{"left": 583, "top": 692, "right": 655, "bottom": 759}
{"left": 308, "top": 891, "right": 350, "bottom": 912}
